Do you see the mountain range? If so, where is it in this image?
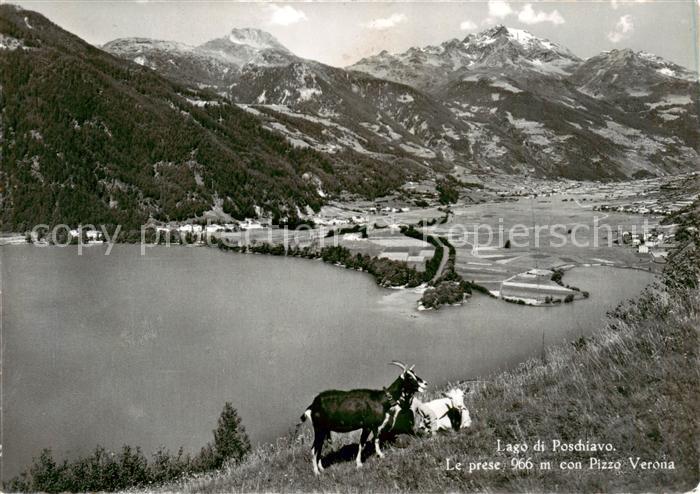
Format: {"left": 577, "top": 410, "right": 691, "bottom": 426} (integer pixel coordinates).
{"left": 1, "top": 5, "right": 698, "bottom": 228}
{"left": 104, "top": 23, "right": 699, "bottom": 181}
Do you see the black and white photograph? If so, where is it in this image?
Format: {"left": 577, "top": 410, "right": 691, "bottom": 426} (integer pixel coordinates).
{"left": 0, "top": 0, "right": 698, "bottom": 492}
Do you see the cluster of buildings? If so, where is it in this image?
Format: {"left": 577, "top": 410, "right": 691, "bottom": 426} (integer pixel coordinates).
{"left": 622, "top": 230, "right": 670, "bottom": 260}
{"left": 593, "top": 199, "right": 695, "bottom": 216}
{"left": 67, "top": 228, "right": 103, "bottom": 243}
{"left": 154, "top": 218, "right": 268, "bottom": 235}
{"left": 487, "top": 173, "right": 698, "bottom": 213}
{"left": 590, "top": 173, "right": 697, "bottom": 217}
{"left": 311, "top": 203, "right": 413, "bottom": 228}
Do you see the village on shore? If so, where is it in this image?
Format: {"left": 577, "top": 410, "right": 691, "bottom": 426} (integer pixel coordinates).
{"left": 7, "top": 171, "right": 698, "bottom": 307}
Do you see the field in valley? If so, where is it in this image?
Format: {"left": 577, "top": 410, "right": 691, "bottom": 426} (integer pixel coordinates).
{"left": 430, "top": 196, "right": 664, "bottom": 293}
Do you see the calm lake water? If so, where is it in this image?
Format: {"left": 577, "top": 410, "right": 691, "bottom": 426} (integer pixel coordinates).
{"left": 1, "top": 244, "right": 655, "bottom": 479}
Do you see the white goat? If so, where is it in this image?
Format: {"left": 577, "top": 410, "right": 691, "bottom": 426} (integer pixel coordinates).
{"left": 411, "top": 388, "right": 472, "bottom": 435}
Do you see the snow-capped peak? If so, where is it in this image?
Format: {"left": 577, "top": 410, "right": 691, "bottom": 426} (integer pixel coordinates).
{"left": 226, "top": 28, "right": 288, "bottom": 52}
{"left": 483, "top": 25, "right": 536, "bottom": 45}
{"left": 478, "top": 24, "right": 508, "bottom": 37}
{"left": 504, "top": 28, "right": 537, "bottom": 46}
{"left": 466, "top": 25, "right": 570, "bottom": 56}
{"left": 348, "top": 24, "right": 581, "bottom": 89}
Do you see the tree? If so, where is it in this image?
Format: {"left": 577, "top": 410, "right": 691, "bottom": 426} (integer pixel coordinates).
{"left": 27, "top": 449, "right": 67, "bottom": 493}
{"left": 551, "top": 269, "right": 564, "bottom": 285}
{"left": 210, "top": 402, "right": 251, "bottom": 469}
{"left": 436, "top": 178, "right": 459, "bottom": 205}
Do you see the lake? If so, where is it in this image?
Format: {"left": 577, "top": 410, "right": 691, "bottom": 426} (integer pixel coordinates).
{"left": 0, "top": 244, "right": 655, "bottom": 480}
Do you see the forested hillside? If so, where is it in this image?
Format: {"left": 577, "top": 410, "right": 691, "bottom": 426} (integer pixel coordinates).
{"left": 0, "top": 5, "right": 419, "bottom": 231}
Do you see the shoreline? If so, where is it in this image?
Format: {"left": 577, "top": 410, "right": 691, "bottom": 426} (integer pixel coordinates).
{"left": 6, "top": 239, "right": 663, "bottom": 314}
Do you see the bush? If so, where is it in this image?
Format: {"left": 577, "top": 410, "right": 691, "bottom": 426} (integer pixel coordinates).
{"left": 324, "top": 224, "right": 367, "bottom": 238}
{"left": 318, "top": 245, "right": 423, "bottom": 287}
{"left": 436, "top": 178, "right": 460, "bottom": 204}
{"left": 466, "top": 280, "right": 493, "bottom": 296}
{"left": 6, "top": 403, "right": 250, "bottom": 492}
{"left": 420, "top": 281, "right": 465, "bottom": 309}
{"left": 551, "top": 269, "right": 564, "bottom": 285}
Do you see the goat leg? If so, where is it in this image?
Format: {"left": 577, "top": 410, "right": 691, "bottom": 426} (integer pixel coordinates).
{"left": 311, "top": 428, "right": 326, "bottom": 476}
{"left": 374, "top": 435, "right": 385, "bottom": 459}
{"left": 357, "top": 429, "right": 370, "bottom": 468}
{"left": 375, "top": 407, "right": 400, "bottom": 458}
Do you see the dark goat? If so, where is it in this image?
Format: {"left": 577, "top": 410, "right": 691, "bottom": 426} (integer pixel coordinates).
{"left": 300, "top": 361, "right": 427, "bottom": 475}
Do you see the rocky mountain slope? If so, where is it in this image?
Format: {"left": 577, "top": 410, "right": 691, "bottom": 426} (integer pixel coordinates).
{"left": 104, "top": 30, "right": 468, "bottom": 171}
{"left": 0, "top": 6, "right": 424, "bottom": 230}
{"left": 351, "top": 25, "right": 582, "bottom": 92}
{"left": 570, "top": 48, "right": 699, "bottom": 153}
{"left": 350, "top": 25, "right": 699, "bottom": 179}
{"left": 105, "top": 24, "right": 698, "bottom": 181}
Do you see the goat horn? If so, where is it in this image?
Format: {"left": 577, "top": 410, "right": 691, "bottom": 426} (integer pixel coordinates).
{"left": 409, "top": 364, "right": 415, "bottom": 371}
{"left": 389, "top": 361, "right": 407, "bottom": 371}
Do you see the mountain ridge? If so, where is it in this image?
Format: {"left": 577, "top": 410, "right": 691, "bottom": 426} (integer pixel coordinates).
{"left": 349, "top": 25, "right": 582, "bottom": 91}
{"left": 102, "top": 23, "right": 699, "bottom": 181}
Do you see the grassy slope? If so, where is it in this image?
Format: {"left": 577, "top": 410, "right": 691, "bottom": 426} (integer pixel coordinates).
{"left": 158, "top": 206, "right": 699, "bottom": 493}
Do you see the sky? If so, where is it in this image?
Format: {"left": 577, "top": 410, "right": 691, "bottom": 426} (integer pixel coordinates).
{"left": 9, "top": 0, "right": 700, "bottom": 70}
